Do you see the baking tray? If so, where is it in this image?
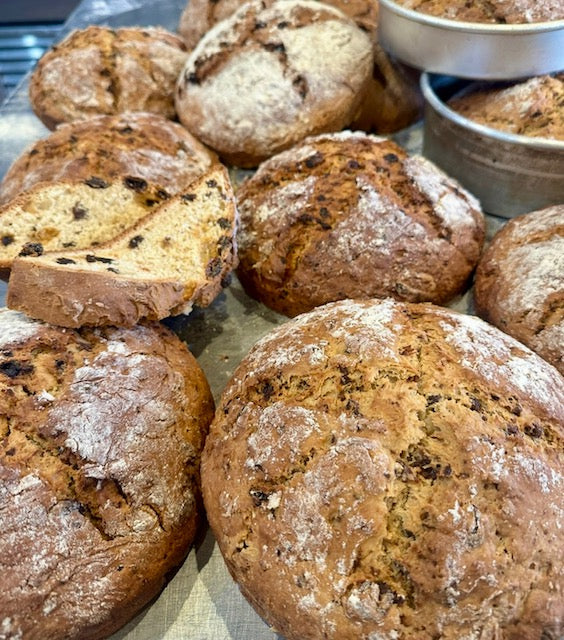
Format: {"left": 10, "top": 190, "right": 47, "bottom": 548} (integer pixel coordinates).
{"left": 0, "top": 2, "right": 505, "bottom": 639}
{"left": 421, "top": 73, "right": 564, "bottom": 218}
{"left": 378, "top": 0, "right": 564, "bottom": 79}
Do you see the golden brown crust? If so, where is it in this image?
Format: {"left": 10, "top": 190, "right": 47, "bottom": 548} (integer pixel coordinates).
{"left": 0, "top": 309, "right": 214, "bottom": 639}
{"left": 6, "top": 166, "right": 238, "bottom": 328}
{"left": 29, "top": 26, "right": 188, "bottom": 130}
{"left": 236, "top": 131, "right": 485, "bottom": 316}
{"left": 175, "top": 0, "right": 374, "bottom": 167}
{"left": 202, "top": 298, "right": 564, "bottom": 640}
{"left": 474, "top": 204, "right": 564, "bottom": 375}
{"left": 0, "top": 112, "right": 216, "bottom": 205}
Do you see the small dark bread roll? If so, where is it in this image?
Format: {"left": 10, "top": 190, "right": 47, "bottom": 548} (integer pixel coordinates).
{"left": 0, "top": 112, "right": 216, "bottom": 205}
{"left": 0, "top": 309, "right": 214, "bottom": 639}
{"left": 175, "top": 0, "right": 374, "bottom": 167}
{"left": 236, "top": 131, "right": 485, "bottom": 317}
{"left": 474, "top": 204, "right": 563, "bottom": 374}
{"left": 29, "top": 26, "right": 188, "bottom": 130}
{"left": 202, "top": 297, "right": 564, "bottom": 640}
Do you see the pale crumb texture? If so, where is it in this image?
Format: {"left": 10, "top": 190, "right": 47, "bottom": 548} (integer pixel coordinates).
{"left": 0, "top": 112, "right": 216, "bottom": 206}
{"left": 175, "top": 0, "right": 373, "bottom": 166}
{"left": 474, "top": 204, "right": 564, "bottom": 375}
{"left": 0, "top": 311, "right": 214, "bottom": 640}
{"left": 448, "top": 75, "right": 564, "bottom": 141}
{"left": 236, "top": 131, "right": 485, "bottom": 316}
{"left": 0, "top": 177, "right": 171, "bottom": 269}
{"left": 6, "top": 165, "right": 238, "bottom": 328}
{"left": 202, "top": 298, "right": 564, "bottom": 640}
{"left": 29, "top": 26, "right": 188, "bottom": 130}
{"left": 398, "top": 0, "right": 564, "bottom": 23}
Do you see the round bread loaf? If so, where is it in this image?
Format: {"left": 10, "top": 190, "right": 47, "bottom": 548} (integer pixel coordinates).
{"left": 474, "top": 204, "right": 564, "bottom": 375}
{"left": 0, "top": 309, "right": 214, "bottom": 639}
{"left": 448, "top": 74, "right": 564, "bottom": 141}
{"left": 29, "top": 26, "right": 188, "bottom": 130}
{"left": 177, "top": 0, "right": 422, "bottom": 134}
{"left": 0, "top": 112, "right": 216, "bottom": 205}
{"left": 236, "top": 131, "right": 485, "bottom": 317}
{"left": 175, "top": 0, "right": 374, "bottom": 167}
{"left": 202, "top": 297, "right": 564, "bottom": 640}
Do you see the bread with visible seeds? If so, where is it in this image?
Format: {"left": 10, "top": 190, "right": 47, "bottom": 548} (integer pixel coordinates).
{"left": 175, "top": 0, "right": 374, "bottom": 167}
{"left": 7, "top": 165, "right": 237, "bottom": 328}
{"left": 0, "top": 308, "right": 214, "bottom": 639}
{"left": 0, "top": 112, "right": 216, "bottom": 206}
{"left": 29, "top": 26, "right": 188, "bottom": 130}
{"left": 202, "top": 297, "right": 564, "bottom": 640}
{"left": 236, "top": 131, "right": 485, "bottom": 317}
{"left": 0, "top": 176, "right": 170, "bottom": 270}
{"left": 474, "top": 204, "right": 564, "bottom": 374}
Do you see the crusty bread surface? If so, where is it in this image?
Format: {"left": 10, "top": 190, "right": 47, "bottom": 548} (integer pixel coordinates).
{"left": 202, "top": 297, "right": 564, "bottom": 640}
{"left": 29, "top": 26, "right": 188, "bottom": 129}
{"left": 0, "top": 112, "right": 216, "bottom": 206}
{"left": 7, "top": 165, "right": 237, "bottom": 328}
{"left": 0, "top": 308, "right": 214, "bottom": 640}
{"left": 175, "top": 0, "right": 374, "bottom": 166}
{"left": 474, "top": 204, "right": 564, "bottom": 375}
{"left": 236, "top": 131, "right": 485, "bottom": 316}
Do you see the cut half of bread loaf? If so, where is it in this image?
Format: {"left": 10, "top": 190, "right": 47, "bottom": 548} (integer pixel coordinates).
{"left": 0, "top": 176, "right": 171, "bottom": 270}
{"left": 7, "top": 166, "right": 237, "bottom": 328}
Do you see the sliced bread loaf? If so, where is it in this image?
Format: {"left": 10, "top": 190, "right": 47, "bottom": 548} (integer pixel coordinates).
{"left": 0, "top": 176, "right": 170, "bottom": 270}
{"left": 7, "top": 165, "right": 237, "bottom": 328}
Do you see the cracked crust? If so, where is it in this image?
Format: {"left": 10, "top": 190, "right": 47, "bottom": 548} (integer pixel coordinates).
{"left": 474, "top": 204, "right": 564, "bottom": 375}
{"left": 175, "top": 0, "right": 373, "bottom": 167}
{"left": 202, "top": 297, "right": 564, "bottom": 640}
{"left": 177, "top": 0, "right": 422, "bottom": 134}
{"left": 0, "top": 309, "right": 214, "bottom": 639}
{"left": 236, "top": 131, "right": 485, "bottom": 317}
{"left": 0, "top": 112, "right": 216, "bottom": 206}
{"left": 29, "top": 26, "right": 188, "bottom": 130}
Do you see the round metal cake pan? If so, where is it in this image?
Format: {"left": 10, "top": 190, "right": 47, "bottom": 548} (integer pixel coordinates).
{"left": 421, "top": 73, "right": 564, "bottom": 218}
{"left": 378, "top": 0, "right": 564, "bottom": 79}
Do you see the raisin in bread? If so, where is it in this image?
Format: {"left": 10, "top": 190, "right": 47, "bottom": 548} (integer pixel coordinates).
{"left": 29, "top": 26, "right": 188, "bottom": 130}
{"left": 7, "top": 166, "right": 237, "bottom": 328}
{"left": 0, "top": 112, "right": 217, "bottom": 206}
{"left": 0, "top": 176, "right": 170, "bottom": 270}
{"left": 202, "top": 298, "right": 564, "bottom": 640}
{"left": 0, "top": 308, "right": 214, "bottom": 640}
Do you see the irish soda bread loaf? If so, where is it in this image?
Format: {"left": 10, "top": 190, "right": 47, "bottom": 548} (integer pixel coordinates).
{"left": 474, "top": 204, "right": 564, "bottom": 375}
{"left": 236, "top": 131, "right": 485, "bottom": 316}
{"left": 448, "top": 74, "right": 564, "bottom": 141}
{"left": 175, "top": 0, "right": 373, "bottom": 166}
{"left": 0, "top": 112, "right": 216, "bottom": 206}
{"left": 7, "top": 165, "right": 237, "bottom": 328}
{"left": 29, "top": 26, "right": 188, "bottom": 130}
{"left": 0, "top": 177, "right": 171, "bottom": 270}
{"left": 177, "top": 0, "right": 422, "bottom": 134}
{"left": 0, "top": 308, "right": 214, "bottom": 639}
{"left": 397, "top": 0, "right": 564, "bottom": 24}
{"left": 202, "top": 297, "right": 564, "bottom": 640}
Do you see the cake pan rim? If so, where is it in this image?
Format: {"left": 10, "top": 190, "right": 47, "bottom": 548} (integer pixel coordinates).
{"left": 379, "top": 0, "right": 564, "bottom": 34}
{"left": 420, "top": 73, "right": 564, "bottom": 151}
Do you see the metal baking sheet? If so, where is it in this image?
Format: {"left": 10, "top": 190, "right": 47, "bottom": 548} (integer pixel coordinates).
{"left": 0, "top": 1, "right": 506, "bottom": 638}
{"left": 378, "top": 0, "right": 564, "bottom": 79}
